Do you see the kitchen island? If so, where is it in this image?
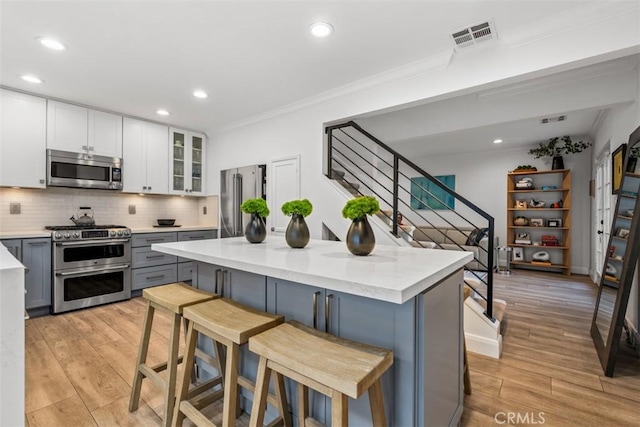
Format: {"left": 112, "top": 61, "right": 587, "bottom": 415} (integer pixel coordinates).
{"left": 153, "top": 236, "right": 472, "bottom": 426}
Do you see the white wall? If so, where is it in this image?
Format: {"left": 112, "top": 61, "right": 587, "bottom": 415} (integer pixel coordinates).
{"left": 0, "top": 187, "right": 217, "bottom": 231}
{"left": 592, "top": 64, "right": 640, "bottom": 333}
{"left": 411, "top": 144, "right": 592, "bottom": 274}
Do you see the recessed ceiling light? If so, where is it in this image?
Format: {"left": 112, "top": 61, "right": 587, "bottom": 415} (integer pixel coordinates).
{"left": 193, "top": 90, "right": 208, "bottom": 99}
{"left": 309, "top": 22, "right": 334, "bottom": 38}
{"left": 156, "top": 109, "right": 170, "bottom": 116}
{"left": 21, "top": 75, "right": 43, "bottom": 84}
{"left": 38, "top": 37, "right": 66, "bottom": 51}
{"left": 493, "top": 139, "right": 503, "bottom": 144}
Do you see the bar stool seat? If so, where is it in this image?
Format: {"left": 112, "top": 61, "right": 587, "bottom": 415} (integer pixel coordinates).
{"left": 173, "top": 298, "right": 285, "bottom": 427}
{"left": 249, "top": 320, "right": 393, "bottom": 427}
{"left": 129, "top": 282, "right": 218, "bottom": 427}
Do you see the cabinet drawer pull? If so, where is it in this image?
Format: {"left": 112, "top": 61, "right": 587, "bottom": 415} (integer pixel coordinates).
{"left": 146, "top": 274, "right": 165, "bottom": 280}
{"left": 325, "top": 294, "right": 333, "bottom": 332}
{"left": 189, "top": 236, "right": 204, "bottom": 240}
{"left": 145, "top": 254, "right": 164, "bottom": 259}
{"left": 312, "top": 291, "right": 321, "bottom": 330}
{"left": 145, "top": 238, "right": 166, "bottom": 243}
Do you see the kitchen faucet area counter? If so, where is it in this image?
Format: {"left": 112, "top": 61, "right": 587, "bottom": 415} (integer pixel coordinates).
{"left": 151, "top": 236, "right": 472, "bottom": 304}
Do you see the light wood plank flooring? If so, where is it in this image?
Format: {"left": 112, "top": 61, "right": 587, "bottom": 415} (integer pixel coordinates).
{"left": 25, "top": 271, "right": 639, "bottom": 426}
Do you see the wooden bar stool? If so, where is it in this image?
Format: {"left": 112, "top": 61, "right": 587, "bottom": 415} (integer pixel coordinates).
{"left": 173, "top": 298, "right": 286, "bottom": 427}
{"left": 249, "top": 320, "right": 393, "bottom": 427}
{"left": 129, "top": 282, "right": 219, "bottom": 427}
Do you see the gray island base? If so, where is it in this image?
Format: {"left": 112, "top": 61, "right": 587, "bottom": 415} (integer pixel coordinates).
{"left": 152, "top": 236, "right": 472, "bottom": 426}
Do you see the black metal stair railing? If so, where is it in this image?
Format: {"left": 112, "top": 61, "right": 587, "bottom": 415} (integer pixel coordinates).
{"left": 325, "top": 121, "right": 496, "bottom": 321}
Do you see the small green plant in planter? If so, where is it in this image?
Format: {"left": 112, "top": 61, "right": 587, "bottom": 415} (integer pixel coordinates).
{"left": 528, "top": 136, "right": 591, "bottom": 170}
{"left": 281, "top": 199, "right": 313, "bottom": 248}
{"left": 240, "top": 198, "right": 269, "bottom": 243}
{"left": 342, "top": 196, "right": 380, "bottom": 256}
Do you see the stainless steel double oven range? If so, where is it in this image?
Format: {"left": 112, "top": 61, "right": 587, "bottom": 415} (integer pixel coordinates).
{"left": 47, "top": 225, "right": 132, "bottom": 313}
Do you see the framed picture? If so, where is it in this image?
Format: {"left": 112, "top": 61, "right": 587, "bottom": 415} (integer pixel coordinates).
{"left": 530, "top": 218, "right": 544, "bottom": 227}
{"left": 410, "top": 175, "right": 455, "bottom": 210}
{"left": 512, "top": 247, "right": 524, "bottom": 261}
{"left": 547, "top": 219, "right": 562, "bottom": 227}
{"left": 612, "top": 144, "right": 626, "bottom": 194}
{"left": 616, "top": 228, "right": 630, "bottom": 239}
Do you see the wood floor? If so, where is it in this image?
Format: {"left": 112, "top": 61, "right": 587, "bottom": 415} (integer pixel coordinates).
{"left": 24, "top": 270, "right": 639, "bottom": 426}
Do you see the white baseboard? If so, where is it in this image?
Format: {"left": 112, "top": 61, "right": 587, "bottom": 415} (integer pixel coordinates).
{"left": 571, "top": 266, "right": 590, "bottom": 275}
{"left": 465, "top": 332, "right": 503, "bottom": 359}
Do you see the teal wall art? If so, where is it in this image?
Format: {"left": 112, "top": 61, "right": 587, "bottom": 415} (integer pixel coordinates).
{"left": 411, "top": 175, "right": 456, "bottom": 210}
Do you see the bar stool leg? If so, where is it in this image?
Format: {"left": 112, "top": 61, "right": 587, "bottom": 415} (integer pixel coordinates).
{"left": 368, "top": 379, "right": 387, "bottom": 427}
{"left": 274, "top": 372, "right": 291, "bottom": 426}
{"left": 221, "top": 342, "right": 239, "bottom": 427}
{"left": 297, "top": 384, "right": 309, "bottom": 427}
{"left": 129, "top": 301, "right": 155, "bottom": 412}
{"left": 162, "top": 312, "right": 181, "bottom": 427}
{"left": 172, "top": 321, "right": 198, "bottom": 427}
{"left": 331, "top": 391, "right": 348, "bottom": 426}
{"left": 249, "top": 356, "right": 271, "bottom": 427}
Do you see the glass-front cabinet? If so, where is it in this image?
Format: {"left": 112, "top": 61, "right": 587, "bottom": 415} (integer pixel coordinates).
{"left": 169, "top": 128, "right": 206, "bottom": 195}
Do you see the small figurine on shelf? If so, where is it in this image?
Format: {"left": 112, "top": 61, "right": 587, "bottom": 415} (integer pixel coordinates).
{"left": 550, "top": 200, "right": 564, "bottom": 209}
{"left": 515, "top": 200, "right": 528, "bottom": 209}
{"left": 529, "top": 198, "right": 545, "bottom": 208}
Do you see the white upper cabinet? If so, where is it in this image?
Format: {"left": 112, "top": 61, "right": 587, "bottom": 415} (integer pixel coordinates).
{"left": 122, "top": 118, "right": 168, "bottom": 194}
{"left": 0, "top": 90, "right": 47, "bottom": 188}
{"left": 47, "top": 100, "right": 122, "bottom": 158}
{"left": 169, "top": 128, "right": 205, "bottom": 196}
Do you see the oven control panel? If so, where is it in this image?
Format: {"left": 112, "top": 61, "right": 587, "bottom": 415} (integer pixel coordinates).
{"left": 50, "top": 227, "right": 131, "bottom": 241}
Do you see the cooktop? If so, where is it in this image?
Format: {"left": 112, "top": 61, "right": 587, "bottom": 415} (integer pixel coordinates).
{"left": 45, "top": 225, "right": 127, "bottom": 231}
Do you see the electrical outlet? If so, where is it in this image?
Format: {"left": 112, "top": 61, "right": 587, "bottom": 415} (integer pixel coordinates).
{"left": 10, "top": 203, "right": 20, "bottom": 214}
{"left": 203, "top": 206, "right": 207, "bottom": 215}
{"left": 128, "top": 205, "right": 136, "bottom": 214}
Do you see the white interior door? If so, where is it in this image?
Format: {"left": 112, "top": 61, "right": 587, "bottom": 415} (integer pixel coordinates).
{"left": 594, "top": 149, "right": 612, "bottom": 282}
{"left": 269, "top": 155, "right": 300, "bottom": 235}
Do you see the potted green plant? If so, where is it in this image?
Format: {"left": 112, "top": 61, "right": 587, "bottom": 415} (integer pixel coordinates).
{"left": 342, "top": 195, "right": 380, "bottom": 256}
{"left": 281, "top": 199, "right": 313, "bottom": 248}
{"left": 240, "top": 198, "right": 270, "bottom": 243}
{"left": 528, "top": 136, "right": 592, "bottom": 170}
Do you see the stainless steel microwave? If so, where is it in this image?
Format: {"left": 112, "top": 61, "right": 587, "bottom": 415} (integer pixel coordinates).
{"left": 47, "top": 149, "right": 123, "bottom": 190}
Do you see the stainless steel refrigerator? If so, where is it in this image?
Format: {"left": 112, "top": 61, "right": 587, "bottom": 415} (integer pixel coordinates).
{"left": 220, "top": 164, "right": 267, "bottom": 238}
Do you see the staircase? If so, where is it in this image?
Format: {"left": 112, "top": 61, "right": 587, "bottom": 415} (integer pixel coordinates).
{"left": 325, "top": 121, "right": 505, "bottom": 358}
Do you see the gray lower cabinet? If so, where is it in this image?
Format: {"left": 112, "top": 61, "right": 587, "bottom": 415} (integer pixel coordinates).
{"left": 132, "top": 264, "right": 178, "bottom": 290}
{"left": 177, "top": 261, "right": 193, "bottom": 282}
{"left": 1, "top": 238, "right": 52, "bottom": 311}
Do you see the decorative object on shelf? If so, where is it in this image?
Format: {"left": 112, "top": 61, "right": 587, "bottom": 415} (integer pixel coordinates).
{"left": 532, "top": 251, "right": 550, "bottom": 262}
{"left": 541, "top": 185, "right": 557, "bottom": 190}
{"left": 515, "top": 232, "right": 531, "bottom": 245}
{"left": 515, "top": 177, "right": 534, "bottom": 189}
{"left": 528, "top": 136, "right": 592, "bottom": 170}
{"left": 625, "top": 209, "right": 635, "bottom": 216}
{"left": 541, "top": 235, "right": 560, "bottom": 246}
{"left": 515, "top": 200, "right": 528, "bottom": 209}
{"left": 609, "top": 246, "right": 616, "bottom": 257}
{"left": 611, "top": 144, "right": 626, "bottom": 194}
{"left": 342, "top": 195, "right": 380, "bottom": 256}
{"left": 241, "top": 198, "right": 270, "bottom": 243}
{"left": 605, "top": 263, "right": 617, "bottom": 276}
{"left": 615, "top": 228, "right": 630, "bottom": 239}
{"left": 512, "top": 165, "right": 537, "bottom": 173}
{"left": 550, "top": 200, "right": 564, "bottom": 208}
{"left": 547, "top": 219, "right": 562, "bottom": 227}
{"left": 627, "top": 145, "right": 640, "bottom": 173}
{"left": 529, "top": 198, "right": 545, "bottom": 208}
{"left": 410, "top": 175, "right": 455, "bottom": 210}
{"left": 620, "top": 190, "right": 638, "bottom": 198}
{"left": 514, "top": 216, "right": 529, "bottom": 226}
{"left": 281, "top": 199, "right": 313, "bottom": 248}
{"left": 530, "top": 218, "right": 544, "bottom": 227}
{"left": 512, "top": 247, "right": 524, "bottom": 261}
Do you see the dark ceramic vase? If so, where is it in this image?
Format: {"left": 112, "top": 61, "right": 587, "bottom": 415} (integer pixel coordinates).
{"left": 245, "top": 213, "right": 266, "bottom": 243}
{"left": 346, "top": 216, "right": 375, "bottom": 256}
{"left": 552, "top": 156, "right": 564, "bottom": 170}
{"left": 285, "top": 213, "right": 310, "bottom": 248}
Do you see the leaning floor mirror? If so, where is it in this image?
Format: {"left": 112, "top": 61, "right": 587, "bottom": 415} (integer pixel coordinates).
{"left": 591, "top": 124, "right": 640, "bottom": 377}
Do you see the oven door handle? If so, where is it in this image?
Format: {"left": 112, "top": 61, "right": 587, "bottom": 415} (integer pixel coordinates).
{"left": 55, "top": 239, "right": 130, "bottom": 247}
{"left": 55, "top": 264, "right": 130, "bottom": 276}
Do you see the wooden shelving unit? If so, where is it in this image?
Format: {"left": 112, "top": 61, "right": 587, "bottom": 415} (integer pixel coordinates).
{"left": 507, "top": 169, "right": 571, "bottom": 275}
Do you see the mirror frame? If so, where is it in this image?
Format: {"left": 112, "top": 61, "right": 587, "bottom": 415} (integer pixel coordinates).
{"left": 591, "top": 124, "right": 640, "bottom": 377}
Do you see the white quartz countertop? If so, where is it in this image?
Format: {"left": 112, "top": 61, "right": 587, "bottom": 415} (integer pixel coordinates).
{"left": 0, "top": 245, "right": 25, "bottom": 271}
{"left": 132, "top": 226, "right": 217, "bottom": 234}
{"left": 0, "top": 230, "right": 50, "bottom": 239}
{"left": 153, "top": 236, "right": 472, "bottom": 304}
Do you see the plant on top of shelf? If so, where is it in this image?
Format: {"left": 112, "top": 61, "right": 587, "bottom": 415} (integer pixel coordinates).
{"left": 240, "top": 198, "right": 270, "bottom": 218}
{"left": 513, "top": 164, "right": 537, "bottom": 172}
{"left": 281, "top": 199, "right": 313, "bottom": 217}
{"left": 342, "top": 196, "right": 380, "bottom": 256}
{"left": 240, "top": 198, "right": 269, "bottom": 244}
{"left": 528, "top": 136, "right": 592, "bottom": 170}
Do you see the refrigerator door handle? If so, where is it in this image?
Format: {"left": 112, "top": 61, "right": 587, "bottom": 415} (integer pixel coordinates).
{"left": 234, "top": 173, "right": 243, "bottom": 236}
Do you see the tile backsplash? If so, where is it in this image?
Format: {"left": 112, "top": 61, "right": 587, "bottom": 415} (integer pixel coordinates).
{"left": 0, "top": 187, "right": 218, "bottom": 231}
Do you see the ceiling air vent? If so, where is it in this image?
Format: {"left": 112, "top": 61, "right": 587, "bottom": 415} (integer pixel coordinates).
{"left": 541, "top": 115, "right": 566, "bottom": 124}
{"left": 451, "top": 20, "right": 496, "bottom": 49}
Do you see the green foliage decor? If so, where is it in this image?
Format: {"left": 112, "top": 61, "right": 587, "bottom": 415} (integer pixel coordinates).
{"left": 514, "top": 164, "right": 537, "bottom": 171}
{"left": 528, "top": 136, "right": 592, "bottom": 159}
{"left": 342, "top": 196, "right": 380, "bottom": 220}
{"left": 281, "top": 199, "right": 313, "bottom": 217}
{"left": 240, "top": 198, "right": 270, "bottom": 217}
